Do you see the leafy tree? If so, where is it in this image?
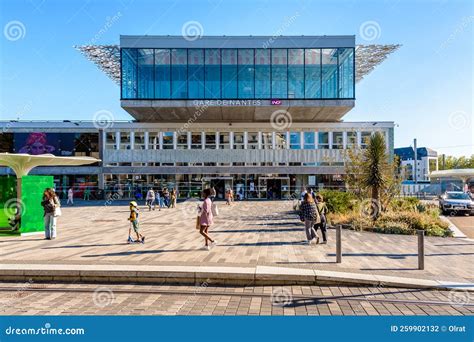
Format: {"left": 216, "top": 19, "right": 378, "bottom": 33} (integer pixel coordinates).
{"left": 438, "top": 155, "right": 474, "bottom": 170}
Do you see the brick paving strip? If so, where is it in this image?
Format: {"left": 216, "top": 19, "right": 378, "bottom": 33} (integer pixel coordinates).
{"left": 0, "top": 201, "right": 473, "bottom": 288}
{"left": 0, "top": 282, "right": 472, "bottom": 316}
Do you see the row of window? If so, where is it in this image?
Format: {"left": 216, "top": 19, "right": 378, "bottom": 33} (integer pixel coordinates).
{"left": 121, "top": 48, "right": 354, "bottom": 100}
{"left": 106, "top": 131, "right": 376, "bottom": 150}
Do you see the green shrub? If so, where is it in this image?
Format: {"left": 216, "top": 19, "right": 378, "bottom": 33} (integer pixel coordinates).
{"left": 318, "top": 190, "right": 357, "bottom": 214}
{"left": 328, "top": 209, "right": 452, "bottom": 237}
{"left": 390, "top": 197, "right": 420, "bottom": 212}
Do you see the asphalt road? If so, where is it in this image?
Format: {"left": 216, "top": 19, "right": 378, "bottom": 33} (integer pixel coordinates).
{"left": 446, "top": 215, "right": 474, "bottom": 238}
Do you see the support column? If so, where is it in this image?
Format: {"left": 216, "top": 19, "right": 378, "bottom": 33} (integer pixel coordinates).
{"left": 115, "top": 131, "right": 120, "bottom": 150}
{"left": 130, "top": 131, "right": 135, "bottom": 150}
{"left": 144, "top": 132, "right": 149, "bottom": 150}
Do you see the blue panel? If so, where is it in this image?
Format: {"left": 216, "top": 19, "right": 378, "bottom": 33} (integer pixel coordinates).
{"left": 288, "top": 49, "right": 304, "bottom": 99}
{"left": 137, "top": 49, "right": 154, "bottom": 99}
{"left": 154, "top": 49, "right": 170, "bottom": 99}
{"left": 255, "top": 49, "right": 271, "bottom": 99}
{"left": 238, "top": 49, "right": 254, "bottom": 99}
{"left": 221, "top": 49, "right": 237, "bottom": 98}
{"left": 303, "top": 132, "right": 315, "bottom": 149}
{"left": 204, "top": 49, "right": 221, "bottom": 99}
{"left": 171, "top": 49, "right": 187, "bottom": 99}
{"left": 304, "top": 49, "right": 321, "bottom": 99}
{"left": 321, "top": 48, "right": 338, "bottom": 98}
{"left": 338, "top": 48, "right": 354, "bottom": 98}
{"left": 271, "top": 49, "right": 287, "bottom": 98}
{"left": 121, "top": 48, "right": 137, "bottom": 99}
{"left": 188, "top": 49, "right": 205, "bottom": 99}
{"left": 290, "top": 132, "right": 301, "bottom": 149}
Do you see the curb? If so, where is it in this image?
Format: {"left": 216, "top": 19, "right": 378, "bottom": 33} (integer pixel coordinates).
{"left": 0, "top": 264, "right": 472, "bottom": 291}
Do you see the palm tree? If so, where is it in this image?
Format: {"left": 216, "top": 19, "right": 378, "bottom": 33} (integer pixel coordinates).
{"left": 361, "top": 132, "right": 389, "bottom": 219}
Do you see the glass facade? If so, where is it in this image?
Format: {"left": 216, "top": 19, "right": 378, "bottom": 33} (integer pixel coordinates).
{"left": 121, "top": 48, "right": 355, "bottom": 100}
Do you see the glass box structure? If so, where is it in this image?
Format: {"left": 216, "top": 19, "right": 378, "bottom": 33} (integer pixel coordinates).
{"left": 121, "top": 47, "right": 354, "bottom": 100}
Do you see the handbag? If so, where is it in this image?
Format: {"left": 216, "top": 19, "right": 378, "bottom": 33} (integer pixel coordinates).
{"left": 211, "top": 203, "right": 219, "bottom": 216}
{"left": 54, "top": 206, "right": 62, "bottom": 217}
{"left": 195, "top": 216, "right": 201, "bottom": 230}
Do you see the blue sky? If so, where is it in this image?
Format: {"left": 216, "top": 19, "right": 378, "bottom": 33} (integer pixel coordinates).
{"left": 0, "top": 0, "right": 472, "bottom": 156}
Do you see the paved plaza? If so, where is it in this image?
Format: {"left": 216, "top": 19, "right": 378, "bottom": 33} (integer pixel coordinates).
{"left": 0, "top": 282, "right": 472, "bottom": 316}
{"left": 0, "top": 200, "right": 472, "bottom": 284}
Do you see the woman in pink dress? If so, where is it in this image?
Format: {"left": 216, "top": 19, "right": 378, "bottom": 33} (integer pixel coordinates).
{"left": 199, "top": 188, "right": 216, "bottom": 251}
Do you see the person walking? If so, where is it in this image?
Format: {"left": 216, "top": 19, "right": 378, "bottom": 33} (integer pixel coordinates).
{"left": 146, "top": 188, "right": 156, "bottom": 211}
{"left": 155, "top": 189, "right": 162, "bottom": 211}
{"left": 127, "top": 201, "right": 145, "bottom": 244}
{"left": 67, "top": 187, "right": 74, "bottom": 205}
{"left": 41, "top": 188, "right": 60, "bottom": 240}
{"left": 162, "top": 188, "right": 170, "bottom": 207}
{"left": 83, "top": 187, "right": 91, "bottom": 200}
{"left": 225, "top": 189, "right": 232, "bottom": 205}
{"left": 198, "top": 188, "right": 216, "bottom": 251}
{"left": 299, "top": 193, "right": 321, "bottom": 244}
{"left": 315, "top": 194, "right": 329, "bottom": 244}
{"left": 170, "top": 188, "right": 177, "bottom": 208}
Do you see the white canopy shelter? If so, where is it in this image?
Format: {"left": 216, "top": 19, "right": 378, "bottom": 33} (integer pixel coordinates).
{"left": 0, "top": 153, "right": 100, "bottom": 200}
{"left": 430, "top": 169, "right": 474, "bottom": 191}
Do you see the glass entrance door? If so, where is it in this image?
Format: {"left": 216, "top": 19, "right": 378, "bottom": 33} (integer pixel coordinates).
{"left": 258, "top": 177, "right": 291, "bottom": 199}
{"left": 202, "top": 177, "right": 233, "bottom": 200}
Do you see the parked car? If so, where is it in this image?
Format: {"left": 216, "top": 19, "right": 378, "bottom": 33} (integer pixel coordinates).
{"left": 439, "top": 191, "right": 474, "bottom": 215}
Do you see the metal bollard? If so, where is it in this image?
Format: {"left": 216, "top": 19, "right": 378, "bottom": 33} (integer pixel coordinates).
{"left": 336, "top": 225, "right": 342, "bottom": 263}
{"left": 417, "top": 230, "right": 425, "bottom": 270}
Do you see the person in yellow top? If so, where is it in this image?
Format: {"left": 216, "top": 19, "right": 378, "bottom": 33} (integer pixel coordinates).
{"left": 128, "top": 201, "right": 145, "bottom": 244}
{"left": 314, "top": 194, "right": 328, "bottom": 244}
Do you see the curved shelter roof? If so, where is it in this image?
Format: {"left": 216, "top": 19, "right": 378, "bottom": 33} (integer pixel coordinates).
{"left": 0, "top": 153, "right": 100, "bottom": 178}
{"left": 430, "top": 169, "right": 474, "bottom": 181}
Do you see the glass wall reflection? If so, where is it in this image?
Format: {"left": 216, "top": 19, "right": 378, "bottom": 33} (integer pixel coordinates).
{"left": 121, "top": 48, "right": 354, "bottom": 100}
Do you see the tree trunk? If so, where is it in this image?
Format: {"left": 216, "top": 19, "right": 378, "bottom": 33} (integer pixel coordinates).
{"left": 371, "top": 186, "right": 380, "bottom": 220}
